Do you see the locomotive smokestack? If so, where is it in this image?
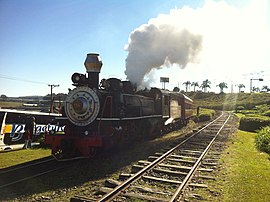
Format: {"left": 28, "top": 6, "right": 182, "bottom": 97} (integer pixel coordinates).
{"left": 84, "top": 53, "right": 103, "bottom": 89}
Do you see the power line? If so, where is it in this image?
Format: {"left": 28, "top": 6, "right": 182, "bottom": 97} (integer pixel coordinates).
{"left": 0, "top": 74, "right": 49, "bottom": 85}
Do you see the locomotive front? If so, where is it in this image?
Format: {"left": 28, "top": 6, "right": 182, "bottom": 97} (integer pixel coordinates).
{"left": 46, "top": 53, "right": 104, "bottom": 160}
{"left": 65, "top": 53, "right": 102, "bottom": 127}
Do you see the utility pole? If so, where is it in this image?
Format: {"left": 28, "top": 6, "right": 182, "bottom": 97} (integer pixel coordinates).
{"left": 48, "top": 84, "right": 60, "bottom": 113}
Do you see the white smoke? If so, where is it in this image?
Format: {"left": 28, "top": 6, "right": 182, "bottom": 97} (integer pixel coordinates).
{"left": 124, "top": 0, "right": 270, "bottom": 91}
{"left": 125, "top": 13, "right": 202, "bottom": 87}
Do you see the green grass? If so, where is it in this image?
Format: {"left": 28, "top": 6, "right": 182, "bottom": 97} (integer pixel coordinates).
{"left": 187, "top": 92, "right": 270, "bottom": 110}
{"left": 0, "top": 148, "right": 51, "bottom": 169}
{"left": 0, "top": 101, "right": 23, "bottom": 108}
{"left": 203, "top": 130, "right": 270, "bottom": 202}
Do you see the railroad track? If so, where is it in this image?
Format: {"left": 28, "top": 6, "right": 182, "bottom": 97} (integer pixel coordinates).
{"left": 0, "top": 156, "right": 73, "bottom": 189}
{"left": 71, "top": 112, "right": 232, "bottom": 202}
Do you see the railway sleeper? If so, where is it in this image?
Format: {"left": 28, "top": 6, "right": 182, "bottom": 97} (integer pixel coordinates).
{"left": 196, "top": 174, "right": 216, "bottom": 180}
{"left": 201, "top": 161, "right": 219, "bottom": 166}
{"left": 131, "top": 185, "right": 171, "bottom": 195}
{"left": 177, "top": 149, "right": 205, "bottom": 154}
{"left": 98, "top": 187, "right": 168, "bottom": 202}
{"left": 143, "top": 175, "right": 208, "bottom": 188}
{"left": 132, "top": 163, "right": 213, "bottom": 173}
{"left": 104, "top": 179, "right": 120, "bottom": 188}
{"left": 70, "top": 195, "right": 97, "bottom": 202}
{"left": 137, "top": 160, "right": 208, "bottom": 170}
{"left": 154, "top": 153, "right": 199, "bottom": 160}
{"left": 153, "top": 167, "right": 188, "bottom": 176}
{"left": 119, "top": 173, "right": 133, "bottom": 181}
{"left": 148, "top": 156, "right": 196, "bottom": 164}
{"left": 162, "top": 157, "right": 218, "bottom": 166}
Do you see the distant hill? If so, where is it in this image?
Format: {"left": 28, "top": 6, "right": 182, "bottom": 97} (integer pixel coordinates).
{"left": 187, "top": 92, "right": 270, "bottom": 110}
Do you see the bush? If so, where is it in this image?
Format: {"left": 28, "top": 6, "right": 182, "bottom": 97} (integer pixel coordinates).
{"left": 255, "top": 104, "right": 269, "bottom": 114}
{"left": 263, "top": 110, "right": 270, "bottom": 117}
{"left": 235, "top": 105, "right": 245, "bottom": 113}
{"left": 197, "top": 109, "right": 215, "bottom": 122}
{"left": 255, "top": 126, "right": 270, "bottom": 154}
{"left": 198, "top": 113, "right": 212, "bottom": 122}
{"left": 239, "top": 115, "right": 270, "bottom": 132}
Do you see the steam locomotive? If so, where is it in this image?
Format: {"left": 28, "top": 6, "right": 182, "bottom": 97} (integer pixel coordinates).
{"left": 45, "top": 53, "right": 193, "bottom": 160}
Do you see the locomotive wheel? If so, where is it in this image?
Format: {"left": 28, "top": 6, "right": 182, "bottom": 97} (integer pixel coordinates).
{"left": 53, "top": 149, "right": 64, "bottom": 160}
{"left": 123, "top": 122, "right": 139, "bottom": 143}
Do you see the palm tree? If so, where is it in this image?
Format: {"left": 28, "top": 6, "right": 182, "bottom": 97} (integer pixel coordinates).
{"left": 261, "top": 86, "right": 269, "bottom": 92}
{"left": 191, "top": 82, "right": 199, "bottom": 92}
{"left": 217, "top": 82, "right": 228, "bottom": 93}
{"left": 252, "top": 86, "right": 260, "bottom": 92}
{"left": 200, "top": 79, "right": 211, "bottom": 93}
{"left": 183, "top": 81, "right": 191, "bottom": 92}
{"left": 237, "top": 84, "right": 245, "bottom": 93}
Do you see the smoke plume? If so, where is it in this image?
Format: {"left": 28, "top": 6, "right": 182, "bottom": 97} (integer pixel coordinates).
{"left": 125, "top": 9, "right": 203, "bottom": 87}
{"left": 124, "top": 0, "right": 270, "bottom": 92}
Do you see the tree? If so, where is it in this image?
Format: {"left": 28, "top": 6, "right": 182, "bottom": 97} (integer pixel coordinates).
{"left": 183, "top": 81, "right": 191, "bottom": 92}
{"left": 217, "top": 82, "right": 228, "bottom": 93}
{"left": 237, "top": 84, "right": 245, "bottom": 93}
{"left": 191, "top": 82, "right": 199, "bottom": 92}
{"left": 200, "top": 79, "right": 211, "bottom": 93}
{"left": 252, "top": 86, "right": 260, "bottom": 92}
{"left": 0, "top": 94, "right": 7, "bottom": 101}
{"left": 261, "top": 86, "right": 269, "bottom": 92}
{"left": 173, "top": 87, "right": 180, "bottom": 92}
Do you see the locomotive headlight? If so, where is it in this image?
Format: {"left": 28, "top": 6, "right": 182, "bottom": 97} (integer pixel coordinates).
{"left": 73, "top": 73, "right": 80, "bottom": 82}
{"left": 71, "top": 73, "right": 87, "bottom": 85}
{"left": 84, "top": 131, "right": 89, "bottom": 136}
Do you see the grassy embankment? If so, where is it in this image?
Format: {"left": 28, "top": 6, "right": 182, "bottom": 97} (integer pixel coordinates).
{"left": 190, "top": 92, "right": 270, "bottom": 201}
{"left": 222, "top": 130, "right": 270, "bottom": 201}
{"left": 188, "top": 91, "right": 270, "bottom": 110}
{"left": 199, "top": 130, "right": 270, "bottom": 202}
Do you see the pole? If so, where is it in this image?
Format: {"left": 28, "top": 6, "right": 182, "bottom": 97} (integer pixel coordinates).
{"left": 48, "top": 84, "right": 60, "bottom": 113}
{"left": 250, "top": 79, "right": 252, "bottom": 93}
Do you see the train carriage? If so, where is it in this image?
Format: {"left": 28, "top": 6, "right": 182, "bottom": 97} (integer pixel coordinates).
{"left": 0, "top": 109, "right": 64, "bottom": 150}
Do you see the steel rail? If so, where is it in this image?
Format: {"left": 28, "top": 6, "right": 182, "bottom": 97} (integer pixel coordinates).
{"left": 0, "top": 157, "right": 77, "bottom": 189}
{"left": 0, "top": 157, "right": 54, "bottom": 174}
{"left": 0, "top": 167, "right": 63, "bottom": 189}
{"left": 97, "top": 112, "right": 226, "bottom": 202}
{"left": 169, "top": 113, "right": 231, "bottom": 201}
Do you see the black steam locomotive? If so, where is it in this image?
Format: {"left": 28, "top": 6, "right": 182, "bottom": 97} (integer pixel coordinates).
{"left": 46, "top": 53, "right": 193, "bottom": 160}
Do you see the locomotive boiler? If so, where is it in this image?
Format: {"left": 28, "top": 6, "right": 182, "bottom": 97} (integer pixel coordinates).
{"left": 45, "top": 53, "right": 193, "bottom": 160}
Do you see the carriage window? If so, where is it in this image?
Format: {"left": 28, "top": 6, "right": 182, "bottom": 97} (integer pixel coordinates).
{"left": 6, "top": 113, "right": 26, "bottom": 124}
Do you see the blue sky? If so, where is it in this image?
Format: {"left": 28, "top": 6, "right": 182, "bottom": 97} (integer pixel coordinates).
{"left": 0, "top": 0, "right": 270, "bottom": 96}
